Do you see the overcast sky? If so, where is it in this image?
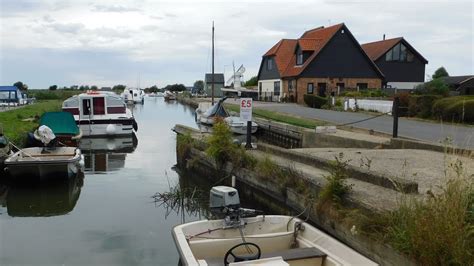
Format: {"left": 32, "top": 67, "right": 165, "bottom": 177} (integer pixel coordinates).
{"left": 0, "top": 0, "right": 472, "bottom": 89}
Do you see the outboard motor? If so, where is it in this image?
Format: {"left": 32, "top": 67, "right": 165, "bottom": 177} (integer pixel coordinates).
{"left": 210, "top": 186, "right": 263, "bottom": 227}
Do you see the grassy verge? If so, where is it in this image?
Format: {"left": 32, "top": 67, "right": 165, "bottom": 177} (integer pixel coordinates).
{"left": 225, "top": 104, "right": 326, "bottom": 129}
{"left": 0, "top": 100, "right": 62, "bottom": 146}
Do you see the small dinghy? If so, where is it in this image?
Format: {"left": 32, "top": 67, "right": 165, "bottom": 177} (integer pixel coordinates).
{"left": 28, "top": 112, "right": 82, "bottom": 147}
{"left": 5, "top": 126, "right": 83, "bottom": 179}
{"left": 173, "top": 186, "right": 377, "bottom": 266}
{"left": 164, "top": 91, "right": 177, "bottom": 101}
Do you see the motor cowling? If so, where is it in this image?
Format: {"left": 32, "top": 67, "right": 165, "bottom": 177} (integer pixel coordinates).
{"left": 210, "top": 186, "right": 240, "bottom": 215}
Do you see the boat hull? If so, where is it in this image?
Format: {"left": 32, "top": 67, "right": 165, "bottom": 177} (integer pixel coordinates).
{"left": 77, "top": 120, "right": 135, "bottom": 137}
{"left": 4, "top": 148, "right": 83, "bottom": 180}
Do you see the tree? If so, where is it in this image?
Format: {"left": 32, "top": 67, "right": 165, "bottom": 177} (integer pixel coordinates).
{"left": 193, "top": 80, "right": 204, "bottom": 94}
{"left": 13, "top": 81, "right": 28, "bottom": 91}
{"left": 112, "top": 84, "right": 126, "bottom": 91}
{"left": 144, "top": 85, "right": 159, "bottom": 93}
{"left": 91, "top": 85, "right": 98, "bottom": 90}
{"left": 244, "top": 76, "right": 258, "bottom": 87}
{"left": 414, "top": 78, "right": 449, "bottom": 96}
{"left": 49, "top": 85, "right": 58, "bottom": 90}
{"left": 432, "top": 67, "right": 449, "bottom": 79}
{"left": 163, "top": 83, "right": 187, "bottom": 92}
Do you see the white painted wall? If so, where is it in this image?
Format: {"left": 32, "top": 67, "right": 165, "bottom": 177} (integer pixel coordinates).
{"left": 387, "top": 82, "right": 423, "bottom": 90}
{"left": 258, "top": 79, "right": 282, "bottom": 101}
{"left": 347, "top": 99, "right": 393, "bottom": 114}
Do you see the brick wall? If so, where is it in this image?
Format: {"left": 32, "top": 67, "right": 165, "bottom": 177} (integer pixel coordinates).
{"left": 282, "top": 78, "right": 382, "bottom": 104}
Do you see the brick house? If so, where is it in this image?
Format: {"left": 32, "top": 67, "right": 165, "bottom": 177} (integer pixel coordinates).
{"left": 257, "top": 23, "right": 384, "bottom": 104}
{"left": 361, "top": 37, "right": 428, "bottom": 90}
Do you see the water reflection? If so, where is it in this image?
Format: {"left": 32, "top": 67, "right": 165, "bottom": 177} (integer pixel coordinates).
{"left": 0, "top": 174, "right": 83, "bottom": 217}
{"left": 80, "top": 134, "right": 138, "bottom": 173}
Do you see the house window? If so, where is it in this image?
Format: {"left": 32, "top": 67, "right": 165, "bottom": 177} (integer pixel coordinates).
{"left": 267, "top": 58, "right": 273, "bottom": 70}
{"left": 274, "top": 81, "right": 280, "bottom": 96}
{"left": 386, "top": 43, "right": 413, "bottom": 62}
{"left": 336, "top": 83, "right": 345, "bottom": 95}
{"left": 296, "top": 51, "right": 303, "bottom": 65}
{"left": 288, "top": 80, "right": 294, "bottom": 92}
{"left": 307, "top": 83, "right": 314, "bottom": 94}
{"left": 357, "top": 83, "right": 368, "bottom": 90}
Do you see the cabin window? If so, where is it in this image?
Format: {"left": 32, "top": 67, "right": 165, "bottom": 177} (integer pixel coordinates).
{"left": 267, "top": 58, "right": 273, "bottom": 70}
{"left": 307, "top": 83, "right": 314, "bottom": 94}
{"left": 82, "top": 99, "right": 91, "bottom": 115}
{"left": 296, "top": 51, "right": 303, "bottom": 65}
{"left": 0, "top": 92, "right": 9, "bottom": 100}
{"left": 93, "top": 97, "right": 105, "bottom": 115}
{"left": 274, "top": 81, "right": 280, "bottom": 96}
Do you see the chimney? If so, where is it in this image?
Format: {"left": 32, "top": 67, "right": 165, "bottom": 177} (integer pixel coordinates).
{"left": 383, "top": 34, "right": 386, "bottom": 40}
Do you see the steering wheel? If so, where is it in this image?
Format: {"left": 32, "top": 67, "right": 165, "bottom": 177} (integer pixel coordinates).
{"left": 224, "top": 242, "right": 261, "bottom": 265}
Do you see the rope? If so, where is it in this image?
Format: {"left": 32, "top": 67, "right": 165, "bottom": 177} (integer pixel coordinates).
{"left": 336, "top": 111, "right": 392, "bottom": 127}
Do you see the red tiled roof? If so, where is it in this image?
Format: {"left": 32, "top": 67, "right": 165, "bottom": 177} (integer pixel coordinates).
{"left": 263, "top": 39, "right": 298, "bottom": 75}
{"left": 282, "top": 23, "right": 344, "bottom": 77}
{"left": 361, "top": 37, "right": 403, "bottom": 61}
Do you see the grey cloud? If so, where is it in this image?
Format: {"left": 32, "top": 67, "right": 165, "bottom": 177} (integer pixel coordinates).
{"left": 164, "top": 13, "right": 177, "bottom": 18}
{"left": 150, "top": 15, "right": 164, "bottom": 20}
{"left": 92, "top": 5, "right": 141, "bottom": 13}
{"left": 43, "top": 15, "right": 54, "bottom": 23}
{"left": 92, "top": 27, "right": 131, "bottom": 39}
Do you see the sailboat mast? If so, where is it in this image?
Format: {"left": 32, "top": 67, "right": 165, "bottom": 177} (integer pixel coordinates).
{"left": 211, "top": 21, "right": 215, "bottom": 105}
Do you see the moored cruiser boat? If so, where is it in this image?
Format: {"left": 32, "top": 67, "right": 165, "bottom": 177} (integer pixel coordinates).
{"left": 164, "top": 91, "right": 177, "bottom": 101}
{"left": 62, "top": 91, "right": 138, "bottom": 137}
{"left": 4, "top": 147, "right": 83, "bottom": 179}
{"left": 173, "top": 186, "right": 377, "bottom": 266}
{"left": 121, "top": 88, "right": 145, "bottom": 104}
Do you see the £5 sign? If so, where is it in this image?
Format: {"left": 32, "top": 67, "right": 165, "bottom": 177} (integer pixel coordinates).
{"left": 240, "top": 98, "right": 253, "bottom": 122}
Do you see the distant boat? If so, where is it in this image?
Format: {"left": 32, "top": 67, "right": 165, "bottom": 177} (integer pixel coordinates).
{"left": 4, "top": 147, "right": 83, "bottom": 179}
{"left": 62, "top": 91, "right": 138, "bottom": 137}
{"left": 121, "top": 88, "right": 145, "bottom": 104}
{"left": 164, "top": 91, "right": 177, "bottom": 101}
{"left": 148, "top": 92, "right": 164, "bottom": 97}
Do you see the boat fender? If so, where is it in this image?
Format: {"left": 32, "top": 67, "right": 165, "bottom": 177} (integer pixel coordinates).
{"left": 132, "top": 119, "right": 138, "bottom": 131}
{"left": 106, "top": 124, "right": 116, "bottom": 135}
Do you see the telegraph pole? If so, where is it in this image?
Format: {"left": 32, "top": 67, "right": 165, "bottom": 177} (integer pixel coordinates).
{"left": 211, "top": 21, "right": 215, "bottom": 105}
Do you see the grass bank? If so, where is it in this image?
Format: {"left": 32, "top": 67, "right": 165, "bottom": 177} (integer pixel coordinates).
{"left": 224, "top": 104, "right": 326, "bottom": 129}
{"left": 0, "top": 100, "right": 62, "bottom": 146}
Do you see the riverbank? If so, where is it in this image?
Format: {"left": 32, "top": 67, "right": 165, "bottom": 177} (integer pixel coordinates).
{"left": 0, "top": 100, "right": 62, "bottom": 146}
{"left": 174, "top": 123, "right": 474, "bottom": 265}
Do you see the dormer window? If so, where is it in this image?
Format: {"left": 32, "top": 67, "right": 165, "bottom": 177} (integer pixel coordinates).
{"left": 296, "top": 50, "right": 303, "bottom": 65}
{"left": 385, "top": 43, "right": 414, "bottom": 62}
{"left": 267, "top": 58, "right": 273, "bottom": 70}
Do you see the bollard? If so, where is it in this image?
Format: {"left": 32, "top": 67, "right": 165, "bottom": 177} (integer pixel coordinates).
{"left": 392, "top": 96, "right": 399, "bottom": 138}
{"left": 245, "top": 121, "right": 252, "bottom": 149}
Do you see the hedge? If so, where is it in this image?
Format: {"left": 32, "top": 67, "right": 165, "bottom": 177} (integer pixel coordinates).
{"left": 407, "top": 95, "right": 442, "bottom": 118}
{"left": 432, "top": 96, "right": 474, "bottom": 123}
{"left": 303, "top": 94, "right": 328, "bottom": 108}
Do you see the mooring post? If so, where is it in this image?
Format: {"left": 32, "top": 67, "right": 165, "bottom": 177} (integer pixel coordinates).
{"left": 245, "top": 121, "right": 252, "bottom": 149}
{"left": 392, "top": 96, "right": 399, "bottom": 138}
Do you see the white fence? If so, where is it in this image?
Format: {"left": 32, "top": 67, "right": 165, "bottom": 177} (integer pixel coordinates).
{"left": 346, "top": 99, "right": 393, "bottom": 114}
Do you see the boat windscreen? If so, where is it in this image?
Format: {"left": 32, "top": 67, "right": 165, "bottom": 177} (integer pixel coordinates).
{"left": 39, "top": 112, "right": 80, "bottom": 135}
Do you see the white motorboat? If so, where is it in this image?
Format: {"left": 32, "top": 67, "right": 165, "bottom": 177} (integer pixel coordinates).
{"left": 196, "top": 98, "right": 258, "bottom": 135}
{"left": 173, "top": 186, "right": 377, "bottom": 266}
{"left": 164, "top": 91, "right": 177, "bottom": 101}
{"left": 148, "top": 92, "right": 164, "bottom": 97}
{"left": 121, "top": 88, "right": 145, "bottom": 104}
{"left": 4, "top": 147, "right": 83, "bottom": 179}
{"left": 62, "top": 91, "right": 138, "bottom": 137}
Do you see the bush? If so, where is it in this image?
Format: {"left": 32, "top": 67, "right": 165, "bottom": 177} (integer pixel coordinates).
{"left": 303, "top": 94, "right": 328, "bottom": 108}
{"left": 340, "top": 89, "right": 387, "bottom": 98}
{"left": 414, "top": 78, "right": 449, "bottom": 96}
{"left": 432, "top": 96, "right": 474, "bottom": 123}
{"left": 407, "top": 95, "right": 442, "bottom": 118}
{"left": 394, "top": 92, "right": 410, "bottom": 116}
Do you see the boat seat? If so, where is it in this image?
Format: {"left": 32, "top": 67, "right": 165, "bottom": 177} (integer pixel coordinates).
{"left": 203, "top": 247, "right": 326, "bottom": 266}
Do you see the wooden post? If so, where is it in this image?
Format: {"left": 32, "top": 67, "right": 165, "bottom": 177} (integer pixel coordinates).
{"left": 392, "top": 96, "right": 399, "bottom": 138}
{"left": 245, "top": 121, "right": 252, "bottom": 149}
{"left": 211, "top": 21, "right": 215, "bottom": 105}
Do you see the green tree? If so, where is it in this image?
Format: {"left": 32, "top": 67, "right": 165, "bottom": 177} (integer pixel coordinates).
{"left": 49, "top": 85, "right": 58, "bottom": 91}
{"left": 193, "top": 80, "right": 204, "bottom": 94}
{"left": 432, "top": 67, "right": 449, "bottom": 79}
{"left": 163, "top": 84, "right": 186, "bottom": 92}
{"left": 112, "top": 84, "right": 126, "bottom": 91}
{"left": 91, "top": 85, "right": 98, "bottom": 90}
{"left": 13, "top": 81, "right": 28, "bottom": 91}
{"left": 144, "top": 85, "right": 159, "bottom": 93}
{"left": 244, "top": 76, "right": 258, "bottom": 87}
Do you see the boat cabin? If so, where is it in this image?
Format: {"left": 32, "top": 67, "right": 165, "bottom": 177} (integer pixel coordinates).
{"left": 62, "top": 91, "right": 127, "bottom": 119}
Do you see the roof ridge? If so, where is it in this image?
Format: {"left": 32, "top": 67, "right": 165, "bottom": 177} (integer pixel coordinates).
{"left": 362, "top": 37, "right": 403, "bottom": 46}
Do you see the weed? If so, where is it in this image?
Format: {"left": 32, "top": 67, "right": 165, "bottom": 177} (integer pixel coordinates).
{"left": 318, "top": 152, "right": 352, "bottom": 207}
{"left": 176, "top": 133, "right": 194, "bottom": 164}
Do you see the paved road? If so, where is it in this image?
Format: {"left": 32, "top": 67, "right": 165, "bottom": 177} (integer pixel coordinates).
{"left": 226, "top": 99, "right": 474, "bottom": 149}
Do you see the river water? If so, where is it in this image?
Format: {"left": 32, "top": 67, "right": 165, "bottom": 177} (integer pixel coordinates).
{"left": 0, "top": 97, "right": 258, "bottom": 265}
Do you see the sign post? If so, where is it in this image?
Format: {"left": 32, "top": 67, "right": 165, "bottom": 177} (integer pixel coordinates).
{"left": 240, "top": 98, "right": 253, "bottom": 149}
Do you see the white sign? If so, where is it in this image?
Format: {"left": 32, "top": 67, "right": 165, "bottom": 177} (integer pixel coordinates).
{"left": 240, "top": 98, "right": 253, "bottom": 122}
